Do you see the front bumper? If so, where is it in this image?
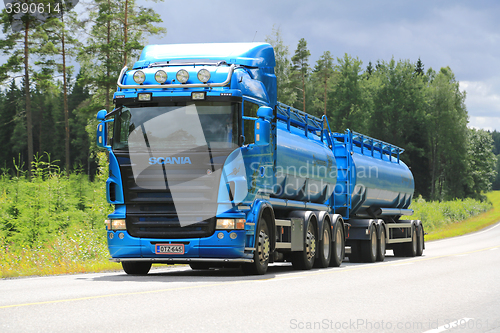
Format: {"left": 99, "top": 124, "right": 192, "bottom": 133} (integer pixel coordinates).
{"left": 107, "top": 229, "right": 253, "bottom": 261}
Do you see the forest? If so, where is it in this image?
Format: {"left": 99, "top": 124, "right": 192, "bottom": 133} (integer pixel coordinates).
{"left": 0, "top": 1, "right": 497, "bottom": 203}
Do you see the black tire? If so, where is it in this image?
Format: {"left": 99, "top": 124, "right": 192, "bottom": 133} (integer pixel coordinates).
{"left": 292, "top": 218, "right": 317, "bottom": 270}
{"left": 416, "top": 224, "right": 424, "bottom": 257}
{"left": 360, "top": 224, "right": 377, "bottom": 263}
{"left": 122, "top": 261, "right": 152, "bottom": 275}
{"left": 314, "top": 220, "right": 332, "bottom": 268}
{"left": 377, "top": 225, "right": 386, "bottom": 262}
{"left": 241, "top": 217, "right": 270, "bottom": 275}
{"left": 329, "top": 221, "right": 344, "bottom": 267}
{"left": 189, "top": 262, "right": 211, "bottom": 270}
{"left": 404, "top": 225, "right": 417, "bottom": 257}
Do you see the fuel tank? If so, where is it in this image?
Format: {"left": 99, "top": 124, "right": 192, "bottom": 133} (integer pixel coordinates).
{"left": 273, "top": 124, "right": 337, "bottom": 203}
{"left": 332, "top": 132, "right": 414, "bottom": 217}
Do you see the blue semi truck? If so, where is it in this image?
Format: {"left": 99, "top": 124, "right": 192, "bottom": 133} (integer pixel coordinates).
{"left": 96, "top": 43, "right": 424, "bottom": 275}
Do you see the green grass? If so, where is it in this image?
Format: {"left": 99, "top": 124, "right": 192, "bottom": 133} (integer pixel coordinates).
{"left": 423, "top": 191, "right": 500, "bottom": 241}
{"left": 0, "top": 152, "right": 119, "bottom": 278}
{"left": 0, "top": 227, "right": 120, "bottom": 278}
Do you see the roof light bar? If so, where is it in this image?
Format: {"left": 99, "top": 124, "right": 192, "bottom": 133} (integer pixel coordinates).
{"left": 116, "top": 65, "right": 236, "bottom": 90}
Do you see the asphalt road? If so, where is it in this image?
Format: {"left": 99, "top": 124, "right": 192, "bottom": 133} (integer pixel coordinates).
{"left": 1, "top": 223, "right": 500, "bottom": 333}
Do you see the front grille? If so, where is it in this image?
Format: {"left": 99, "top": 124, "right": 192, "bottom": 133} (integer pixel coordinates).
{"left": 115, "top": 150, "right": 229, "bottom": 239}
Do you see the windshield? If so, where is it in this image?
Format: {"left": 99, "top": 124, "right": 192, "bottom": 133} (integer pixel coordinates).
{"left": 113, "top": 102, "right": 240, "bottom": 151}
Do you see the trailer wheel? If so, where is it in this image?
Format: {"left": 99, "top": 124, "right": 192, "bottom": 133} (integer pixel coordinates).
{"left": 189, "top": 262, "right": 211, "bottom": 270}
{"left": 121, "top": 261, "right": 152, "bottom": 275}
{"left": 314, "top": 221, "right": 332, "bottom": 268}
{"left": 377, "top": 226, "right": 386, "bottom": 262}
{"left": 360, "top": 224, "right": 377, "bottom": 263}
{"left": 404, "top": 225, "right": 417, "bottom": 257}
{"left": 242, "top": 217, "right": 270, "bottom": 275}
{"left": 329, "top": 221, "right": 344, "bottom": 267}
{"left": 416, "top": 224, "right": 424, "bottom": 256}
{"left": 292, "top": 219, "right": 317, "bottom": 270}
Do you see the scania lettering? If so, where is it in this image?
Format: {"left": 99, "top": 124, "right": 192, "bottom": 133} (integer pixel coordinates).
{"left": 149, "top": 157, "right": 192, "bottom": 165}
{"left": 96, "top": 43, "right": 424, "bottom": 275}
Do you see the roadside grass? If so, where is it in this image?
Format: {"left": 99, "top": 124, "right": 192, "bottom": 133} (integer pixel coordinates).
{"left": 423, "top": 191, "right": 500, "bottom": 241}
{"left": 0, "top": 227, "right": 121, "bottom": 279}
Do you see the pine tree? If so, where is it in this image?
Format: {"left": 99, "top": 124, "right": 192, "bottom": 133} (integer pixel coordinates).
{"left": 366, "top": 61, "right": 374, "bottom": 77}
{"left": 415, "top": 57, "right": 424, "bottom": 76}
{"left": 313, "top": 51, "right": 334, "bottom": 117}
{"left": 80, "top": 0, "right": 165, "bottom": 111}
{"left": 291, "top": 38, "right": 311, "bottom": 112}
{"left": 35, "top": 3, "right": 80, "bottom": 175}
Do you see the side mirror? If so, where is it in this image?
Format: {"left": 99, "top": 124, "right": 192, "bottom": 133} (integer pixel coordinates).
{"left": 96, "top": 109, "right": 107, "bottom": 121}
{"left": 257, "top": 106, "right": 273, "bottom": 120}
{"left": 96, "top": 121, "right": 107, "bottom": 148}
{"left": 255, "top": 118, "right": 270, "bottom": 146}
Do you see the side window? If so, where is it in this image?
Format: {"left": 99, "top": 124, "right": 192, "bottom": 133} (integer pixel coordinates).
{"left": 243, "top": 101, "right": 259, "bottom": 144}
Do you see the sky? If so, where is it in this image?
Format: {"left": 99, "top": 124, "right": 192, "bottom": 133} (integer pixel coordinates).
{"left": 69, "top": 0, "right": 500, "bottom": 131}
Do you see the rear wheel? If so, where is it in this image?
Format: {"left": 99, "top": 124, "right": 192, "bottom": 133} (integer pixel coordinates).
{"left": 377, "top": 226, "right": 386, "bottom": 262}
{"left": 416, "top": 224, "right": 424, "bottom": 256}
{"left": 242, "top": 217, "right": 270, "bottom": 275}
{"left": 314, "top": 221, "right": 332, "bottom": 268}
{"left": 292, "top": 219, "right": 317, "bottom": 270}
{"left": 329, "top": 221, "right": 344, "bottom": 267}
{"left": 360, "top": 224, "right": 377, "bottom": 263}
{"left": 404, "top": 225, "right": 417, "bottom": 257}
{"left": 122, "top": 261, "right": 152, "bottom": 275}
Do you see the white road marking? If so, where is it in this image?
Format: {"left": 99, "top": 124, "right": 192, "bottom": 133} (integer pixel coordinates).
{"left": 422, "top": 318, "right": 474, "bottom": 333}
{"left": 490, "top": 248, "right": 499, "bottom": 251}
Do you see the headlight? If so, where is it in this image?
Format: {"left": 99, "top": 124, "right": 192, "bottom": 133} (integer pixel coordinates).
{"left": 197, "top": 69, "right": 211, "bottom": 83}
{"left": 133, "top": 70, "right": 146, "bottom": 84}
{"left": 176, "top": 69, "right": 189, "bottom": 83}
{"left": 155, "top": 70, "right": 168, "bottom": 83}
{"left": 216, "top": 219, "right": 245, "bottom": 230}
{"left": 110, "top": 219, "right": 126, "bottom": 230}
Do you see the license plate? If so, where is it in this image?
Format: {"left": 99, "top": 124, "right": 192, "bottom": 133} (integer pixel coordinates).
{"left": 155, "top": 244, "right": 185, "bottom": 254}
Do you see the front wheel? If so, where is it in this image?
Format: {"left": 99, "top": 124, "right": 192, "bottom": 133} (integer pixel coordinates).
{"left": 241, "top": 217, "right": 270, "bottom": 275}
{"left": 122, "top": 261, "right": 152, "bottom": 275}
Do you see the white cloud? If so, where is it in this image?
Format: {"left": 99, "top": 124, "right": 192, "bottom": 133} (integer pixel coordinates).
{"left": 468, "top": 117, "right": 500, "bottom": 132}
{"left": 460, "top": 80, "right": 500, "bottom": 130}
